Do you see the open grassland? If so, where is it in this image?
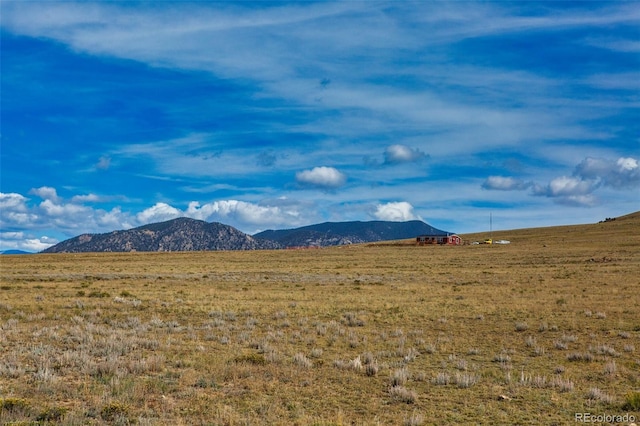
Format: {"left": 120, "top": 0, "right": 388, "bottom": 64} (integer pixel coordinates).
{"left": 1, "top": 213, "right": 639, "bottom": 425}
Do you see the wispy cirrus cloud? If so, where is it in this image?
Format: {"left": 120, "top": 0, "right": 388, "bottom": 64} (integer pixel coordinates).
{"left": 482, "top": 176, "right": 533, "bottom": 191}
{"left": 95, "top": 155, "right": 111, "bottom": 170}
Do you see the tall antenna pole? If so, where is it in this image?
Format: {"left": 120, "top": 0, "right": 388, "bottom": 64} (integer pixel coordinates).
{"left": 490, "top": 212, "right": 493, "bottom": 241}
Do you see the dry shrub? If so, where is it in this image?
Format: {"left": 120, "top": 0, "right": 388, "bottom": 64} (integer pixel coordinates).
{"left": 433, "top": 372, "right": 450, "bottom": 386}
{"left": 390, "top": 367, "right": 410, "bottom": 386}
{"left": 603, "top": 360, "right": 617, "bottom": 376}
{"left": 293, "top": 353, "right": 313, "bottom": 368}
{"left": 454, "top": 372, "right": 478, "bottom": 388}
{"left": 365, "top": 362, "right": 379, "bottom": 377}
{"left": 550, "top": 376, "right": 574, "bottom": 392}
{"left": 389, "top": 385, "right": 417, "bottom": 404}
{"left": 586, "top": 388, "right": 615, "bottom": 405}
{"left": 567, "top": 352, "right": 594, "bottom": 362}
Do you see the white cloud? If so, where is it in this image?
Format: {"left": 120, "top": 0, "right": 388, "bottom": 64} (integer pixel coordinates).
{"left": 546, "top": 176, "right": 595, "bottom": 197}
{"left": 482, "top": 176, "right": 532, "bottom": 191}
{"left": 0, "top": 193, "right": 38, "bottom": 227}
{"left": 531, "top": 176, "right": 598, "bottom": 207}
{"left": 136, "top": 202, "right": 182, "bottom": 224}
{"left": 97, "top": 207, "right": 133, "bottom": 230}
{"left": 573, "top": 156, "right": 639, "bottom": 188}
{"left": 0, "top": 192, "right": 29, "bottom": 211}
{"left": 383, "top": 144, "right": 428, "bottom": 164}
{"left": 187, "top": 200, "right": 263, "bottom": 223}
{"left": 1, "top": 188, "right": 134, "bottom": 238}
{"left": 186, "top": 199, "right": 305, "bottom": 229}
{"left": 296, "top": 166, "right": 346, "bottom": 189}
{"left": 609, "top": 157, "right": 639, "bottom": 188}
{"left": 573, "top": 157, "right": 612, "bottom": 180}
{"left": 29, "top": 186, "right": 61, "bottom": 203}
{"left": 22, "top": 236, "right": 58, "bottom": 252}
{"left": 39, "top": 199, "right": 87, "bottom": 217}
{"left": 373, "top": 201, "right": 421, "bottom": 222}
{"left": 1, "top": 187, "right": 317, "bottom": 250}
{"left": 0, "top": 231, "right": 24, "bottom": 240}
{"left": 500, "top": 156, "right": 640, "bottom": 207}
{"left": 0, "top": 231, "right": 58, "bottom": 253}
{"left": 616, "top": 157, "right": 638, "bottom": 171}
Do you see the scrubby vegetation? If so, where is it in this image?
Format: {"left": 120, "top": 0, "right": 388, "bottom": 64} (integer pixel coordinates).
{"left": 0, "top": 214, "right": 639, "bottom": 424}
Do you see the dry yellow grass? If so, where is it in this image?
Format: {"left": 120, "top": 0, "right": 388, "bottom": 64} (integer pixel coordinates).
{"left": 1, "top": 213, "right": 639, "bottom": 425}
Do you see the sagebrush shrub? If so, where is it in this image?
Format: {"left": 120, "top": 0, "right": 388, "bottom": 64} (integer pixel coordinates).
{"left": 389, "top": 385, "right": 417, "bottom": 404}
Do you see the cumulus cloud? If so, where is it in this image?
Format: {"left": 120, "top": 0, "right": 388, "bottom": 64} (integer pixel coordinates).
{"left": 296, "top": 166, "right": 346, "bottom": 189}
{"left": 1, "top": 187, "right": 316, "bottom": 251}
{"left": 372, "top": 201, "right": 421, "bottom": 222}
{"left": 546, "top": 176, "right": 596, "bottom": 197}
{"left": 1, "top": 188, "right": 134, "bottom": 240}
{"left": 0, "top": 232, "right": 58, "bottom": 252}
{"left": 0, "top": 186, "right": 131, "bottom": 252}
{"left": 528, "top": 156, "right": 639, "bottom": 206}
{"left": 531, "top": 176, "right": 598, "bottom": 206}
{"left": 0, "top": 192, "right": 29, "bottom": 211}
{"left": 574, "top": 156, "right": 640, "bottom": 189}
{"left": 484, "top": 156, "right": 639, "bottom": 207}
{"left": 383, "top": 144, "right": 428, "bottom": 164}
{"left": 29, "top": 186, "right": 61, "bottom": 203}
{"left": 186, "top": 199, "right": 305, "bottom": 228}
{"left": 39, "top": 198, "right": 88, "bottom": 218}
{"left": 129, "top": 198, "right": 310, "bottom": 231}
{"left": 186, "top": 200, "right": 275, "bottom": 224}
{"left": 482, "top": 176, "right": 532, "bottom": 191}
{"left": 136, "top": 202, "right": 182, "bottom": 224}
{"left": 21, "top": 236, "right": 59, "bottom": 252}
{"left": 0, "top": 193, "right": 37, "bottom": 227}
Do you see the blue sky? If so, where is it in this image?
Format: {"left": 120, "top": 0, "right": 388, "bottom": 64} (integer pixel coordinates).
{"left": 1, "top": 1, "right": 638, "bottom": 251}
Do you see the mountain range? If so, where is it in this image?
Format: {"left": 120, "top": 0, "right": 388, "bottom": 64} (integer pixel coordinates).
{"left": 42, "top": 217, "right": 451, "bottom": 253}
{"left": 254, "top": 220, "right": 449, "bottom": 247}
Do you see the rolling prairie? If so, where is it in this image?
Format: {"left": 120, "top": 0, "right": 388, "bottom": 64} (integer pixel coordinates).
{"left": 1, "top": 213, "right": 639, "bottom": 425}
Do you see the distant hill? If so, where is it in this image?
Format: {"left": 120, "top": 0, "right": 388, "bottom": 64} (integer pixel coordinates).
{"left": 253, "top": 220, "right": 451, "bottom": 247}
{"left": 43, "top": 218, "right": 281, "bottom": 253}
{"left": 460, "top": 210, "right": 640, "bottom": 246}
{"left": 0, "top": 250, "right": 33, "bottom": 255}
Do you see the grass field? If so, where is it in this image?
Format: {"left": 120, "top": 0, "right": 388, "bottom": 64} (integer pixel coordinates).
{"left": 1, "top": 212, "right": 639, "bottom": 425}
